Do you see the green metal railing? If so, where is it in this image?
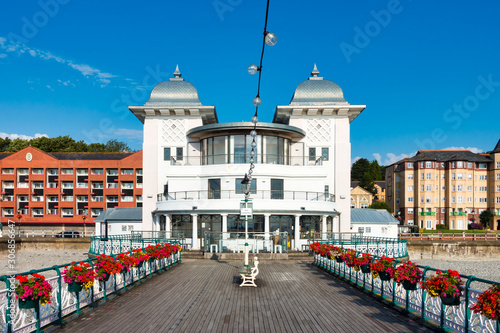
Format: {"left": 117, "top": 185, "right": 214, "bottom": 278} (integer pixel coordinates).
{"left": 313, "top": 253, "right": 500, "bottom": 332}
{"left": 89, "top": 235, "right": 182, "bottom": 256}
{"left": 0, "top": 241, "right": 181, "bottom": 333}
{"left": 312, "top": 236, "right": 408, "bottom": 259}
{"left": 419, "top": 212, "right": 436, "bottom": 216}
{"left": 450, "top": 212, "right": 467, "bottom": 216}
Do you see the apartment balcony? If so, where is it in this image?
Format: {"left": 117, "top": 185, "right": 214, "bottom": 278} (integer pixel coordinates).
{"left": 450, "top": 212, "right": 467, "bottom": 216}
{"left": 418, "top": 212, "right": 436, "bottom": 216}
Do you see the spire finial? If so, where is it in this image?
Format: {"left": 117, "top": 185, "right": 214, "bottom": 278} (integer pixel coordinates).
{"left": 173, "top": 64, "right": 181, "bottom": 78}
{"left": 311, "top": 63, "right": 319, "bottom": 77}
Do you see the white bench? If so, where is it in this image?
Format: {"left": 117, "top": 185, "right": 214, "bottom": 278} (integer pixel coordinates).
{"left": 240, "top": 257, "right": 259, "bottom": 287}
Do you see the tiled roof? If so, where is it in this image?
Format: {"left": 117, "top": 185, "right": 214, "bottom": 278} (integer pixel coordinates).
{"left": 351, "top": 208, "right": 398, "bottom": 224}
{"left": 94, "top": 207, "right": 142, "bottom": 222}
{"left": 493, "top": 139, "right": 500, "bottom": 153}
{"left": 0, "top": 153, "right": 13, "bottom": 160}
{"left": 391, "top": 150, "right": 492, "bottom": 166}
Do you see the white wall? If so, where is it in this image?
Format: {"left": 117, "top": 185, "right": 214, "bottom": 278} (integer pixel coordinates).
{"left": 350, "top": 222, "right": 398, "bottom": 239}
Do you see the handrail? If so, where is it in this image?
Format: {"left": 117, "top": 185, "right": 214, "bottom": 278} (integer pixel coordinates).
{"left": 157, "top": 190, "right": 335, "bottom": 202}
{"left": 399, "top": 232, "right": 500, "bottom": 241}
{"left": 312, "top": 236, "right": 408, "bottom": 259}
{"left": 0, "top": 242, "right": 181, "bottom": 332}
{"left": 312, "top": 251, "right": 500, "bottom": 332}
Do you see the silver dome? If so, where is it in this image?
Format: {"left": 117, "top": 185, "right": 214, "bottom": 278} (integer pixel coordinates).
{"left": 289, "top": 64, "right": 348, "bottom": 105}
{"left": 145, "top": 65, "right": 202, "bottom": 106}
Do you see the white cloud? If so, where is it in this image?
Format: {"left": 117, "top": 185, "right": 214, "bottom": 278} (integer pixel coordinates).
{"left": 0, "top": 54, "right": 7, "bottom": 59}
{"left": 351, "top": 156, "right": 361, "bottom": 165}
{"left": 372, "top": 152, "right": 416, "bottom": 165}
{"left": 109, "top": 128, "right": 143, "bottom": 140}
{"left": 46, "top": 85, "right": 54, "bottom": 91}
{"left": 442, "top": 146, "right": 483, "bottom": 154}
{"left": 0, "top": 38, "right": 118, "bottom": 86}
{"left": 372, "top": 153, "right": 381, "bottom": 164}
{"left": 0, "top": 132, "right": 49, "bottom": 140}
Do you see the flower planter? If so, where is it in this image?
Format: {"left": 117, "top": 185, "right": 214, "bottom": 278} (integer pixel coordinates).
{"left": 336, "top": 257, "right": 344, "bottom": 263}
{"left": 19, "top": 298, "right": 37, "bottom": 309}
{"left": 403, "top": 280, "right": 418, "bottom": 291}
{"left": 101, "top": 273, "right": 111, "bottom": 282}
{"left": 360, "top": 264, "right": 371, "bottom": 274}
{"left": 440, "top": 294, "right": 461, "bottom": 306}
{"left": 379, "top": 271, "right": 391, "bottom": 281}
{"left": 68, "top": 282, "right": 83, "bottom": 293}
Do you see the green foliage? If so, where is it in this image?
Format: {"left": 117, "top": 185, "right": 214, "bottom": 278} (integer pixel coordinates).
{"left": 359, "top": 171, "right": 376, "bottom": 195}
{"left": 369, "top": 160, "right": 383, "bottom": 181}
{"left": 368, "top": 201, "right": 392, "bottom": 213}
{"left": 2, "top": 136, "right": 134, "bottom": 153}
{"left": 351, "top": 158, "right": 370, "bottom": 181}
{"left": 479, "top": 210, "right": 494, "bottom": 228}
{"left": 435, "top": 224, "right": 449, "bottom": 230}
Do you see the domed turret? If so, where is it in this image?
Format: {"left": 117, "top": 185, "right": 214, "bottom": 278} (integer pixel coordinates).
{"left": 145, "top": 65, "right": 203, "bottom": 106}
{"left": 289, "top": 64, "right": 348, "bottom": 106}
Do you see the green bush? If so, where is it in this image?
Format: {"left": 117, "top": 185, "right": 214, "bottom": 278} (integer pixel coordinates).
{"left": 435, "top": 224, "right": 449, "bottom": 230}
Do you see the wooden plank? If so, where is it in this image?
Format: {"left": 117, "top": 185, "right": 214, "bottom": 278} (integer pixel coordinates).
{"left": 55, "top": 259, "right": 431, "bottom": 333}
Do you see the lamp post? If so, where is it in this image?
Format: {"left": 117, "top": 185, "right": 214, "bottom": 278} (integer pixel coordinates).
{"left": 17, "top": 214, "right": 22, "bottom": 237}
{"left": 241, "top": 175, "right": 251, "bottom": 268}
{"left": 82, "top": 215, "right": 86, "bottom": 237}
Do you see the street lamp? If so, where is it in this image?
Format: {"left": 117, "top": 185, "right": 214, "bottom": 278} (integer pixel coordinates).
{"left": 17, "top": 213, "right": 22, "bottom": 237}
{"left": 241, "top": 175, "right": 251, "bottom": 268}
{"left": 82, "top": 215, "right": 86, "bottom": 237}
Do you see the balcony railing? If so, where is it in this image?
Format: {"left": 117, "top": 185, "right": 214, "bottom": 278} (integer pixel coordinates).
{"left": 450, "top": 212, "right": 467, "bottom": 216}
{"left": 157, "top": 190, "right": 335, "bottom": 202}
{"left": 418, "top": 212, "right": 436, "bottom": 216}
{"left": 165, "top": 155, "right": 326, "bottom": 167}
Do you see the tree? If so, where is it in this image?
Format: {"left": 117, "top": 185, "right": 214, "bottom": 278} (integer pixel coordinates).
{"left": 351, "top": 158, "right": 371, "bottom": 181}
{"left": 0, "top": 137, "right": 11, "bottom": 152}
{"left": 368, "top": 201, "right": 392, "bottom": 213}
{"left": 105, "top": 139, "right": 132, "bottom": 152}
{"left": 369, "top": 160, "right": 383, "bottom": 180}
{"left": 6, "top": 138, "right": 29, "bottom": 152}
{"left": 358, "top": 171, "right": 376, "bottom": 195}
{"left": 479, "top": 210, "right": 494, "bottom": 229}
{"left": 87, "top": 143, "right": 107, "bottom": 152}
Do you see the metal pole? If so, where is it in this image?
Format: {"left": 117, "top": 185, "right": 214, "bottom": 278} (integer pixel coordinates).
{"left": 244, "top": 198, "right": 249, "bottom": 268}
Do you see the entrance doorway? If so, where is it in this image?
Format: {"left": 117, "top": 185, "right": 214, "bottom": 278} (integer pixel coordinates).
{"left": 270, "top": 215, "right": 293, "bottom": 249}
{"left": 198, "top": 215, "right": 222, "bottom": 250}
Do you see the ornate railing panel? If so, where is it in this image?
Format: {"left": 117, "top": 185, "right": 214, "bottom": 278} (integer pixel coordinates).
{"left": 312, "top": 254, "right": 500, "bottom": 332}
{"left": 0, "top": 244, "right": 181, "bottom": 332}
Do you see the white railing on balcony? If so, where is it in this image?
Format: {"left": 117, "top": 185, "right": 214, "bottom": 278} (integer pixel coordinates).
{"left": 157, "top": 190, "right": 335, "bottom": 202}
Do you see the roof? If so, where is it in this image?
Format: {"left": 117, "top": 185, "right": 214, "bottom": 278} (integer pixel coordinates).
{"left": 0, "top": 153, "right": 13, "bottom": 160}
{"left": 492, "top": 139, "right": 500, "bottom": 153}
{"left": 391, "top": 150, "right": 492, "bottom": 166}
{"left": 94, "top": 207, "right": 142, "bottom": 222}
{"left": 350, "top": 181, "right": 359, "bottom": 188}
{"left": 374, "top": 181, "right": 386, "bottom": 189}
{"left": 145, "top": 65, "right": 203, "bottom": 106}
{"left": 289, "top": 65, "right": 348, "bottom": 106}
{"left": 351, "top": 208, "right": 399, "bottom": 224}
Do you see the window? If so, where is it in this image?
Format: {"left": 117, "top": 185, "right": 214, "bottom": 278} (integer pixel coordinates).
{"left": 426, "top": 162, "right": 432, "bottom": 168}
{"left": 452, "top": 162, "right": 456, "bottom": 168}
{"left": 426, "top": 185, "right": 431, "bottom": 191}
{"left": 408, "top": 208, "right": 413, "bottom": 214}
{"left": 396, "top": 198, "right": 400, "bottom": 204}
{"left": 321, "top": 148, "right": 329, "bottom": 161}
{"left": 396, "top": 176, "right": 400, "bottom": 182}
{"left": 426, "top": 197, "right": 431, "bottom": 203}
{"left": 396, "top": 187, "right": 400, "bottom": 194}
{"left": 107, "top": 196, "right": 119, "bottom": 202}
{"left": 468, "top": 162, "right": 473, "bottom": 168}
{"left": 176, "top": 147, "right": 183, "bottom": 161}
{"left": 441, "top": 208, "right": 446, "bottom": 213}
{"left": 426, "top": 173, "right": 431, "bottom": 180}
{"left": 61, "top": 196, "right": 73, "bottom": 202}
{"left": 452, "top": 173, "right": 456, "bottom": 180}
{"left": 76, "top": 182, "right": 88, "bottom": 188}
{"left": 479, "top": 198, "right": 487, "bottom": 203}
{"left": 426, "top": 220, "right": 432, "bottom": 229}
{"left": 121, "top": 169, "right": 133, "bottom": 175}
{"left": 408, "top": 174, "right": 414, "bottom": 180}
{"left": 496, "top": 185, "right": 500, "bottom": 192}
{"left": 479, "top": 175, "right": 487, "bottom": 180}
{"left": 479, "top": 186, "right": 487, "bottom": 192}
{"left": 324, "top": 185, "right": 329, "bottom": 195}
{"left": 497, "top": 174, "right": 500, "bottom": 181}
{"left": 452, "top": 185, "right": 455, "bottom": 191}
{"left": 309, "top": 148, "right": 316, "bottom": 161}
{"left": 456, "top": 185, "right": 463, "bottom": 191}
{"left": 361, "top": 204, "right": 368, "bottom": 208}
{"left": 61, "top": 168, "right": 73, "bottom": 175}
{"left": 452, "top": 197, "right": 455, "bottom": 203}
{"left": 76, "top": 168, "right": 88, "bottom": 175}
{"left": 136, "top": 169, "right": 143, "bottom": 175}
{"left": 497, "top": 197, "right": 500, "bottom": 204}
{"left": 31, "top": 168, "right": 43, "bottom": 174}
{"left": 468, "top": 186, "right": 472, "bottom": 191}
{"left": 358, "top": 227, "right": 364, "bottom": 233}
{"left": 457, "top": 173, "right": 463, "bottom": 180}
{"left": 365, "top": 227, "right": 371, "bottom": 233}
{"left": 408, "top": 162, "right": 413, "bottom": 168}
{"left": 457, "top": 196, "right": 463, "bottom": 203}
{"left": 271, "top": 179, "right": 284, "bottom": 199}
{"left": 421, "top": 173, "right": 424, "bottom": 180}
{"left": 2, "top": 168, "right": 14, "bottom": 174}
{"left": 91, "top": 168, "right": 103, "bottom": 175}
{"left": 121, "top": 196, "right": 133, "bottom": 202}
{"left": 107, "top": 183, "right": 118, "bottom": 189}
{"left": 420, "top": 185, "right": 424, "bottom": 192}
{"left": 62, "top": 182, "right": 73, "bottom": 189}
{"left": 468, "top": 197, "right": 472, "bottom": 203}
{"left": 107, "top": 169, "right": 118, "bottom": 176}
{"left": 236, "top": 178, "right": 257, "bottom": 194}
{"left": 408, "top": 185, "right": 413, "bottom": 191}
{"left": 408, "top": 197, "right": 414, "bottom": 202}
{"left": 478, "top": 163, "right": 487, "bottom": 169}
{"left": 457, "top": 161, "right": 463, "bottom": 168}
{"left": 208, "top": 179, "right": 221, "bottom": 199}
{"left": 407, "top": 220, "right": 414, "bottom": 226}
{"left": 164, "top": 148, "right": 171, "bottom": 160}
{"left": 468, "top": 174, "right": 472, "bottom": 180}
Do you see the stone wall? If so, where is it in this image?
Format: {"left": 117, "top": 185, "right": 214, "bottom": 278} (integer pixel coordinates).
{"left": 0, "top": 238, "right": 90, "bottom": 257}
{"left": 407, "top": 240, "right": 500, "bottom": 260}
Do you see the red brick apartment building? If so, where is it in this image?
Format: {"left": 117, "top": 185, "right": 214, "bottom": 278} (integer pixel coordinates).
{"left": 0, "top": 147, "right": 142, "bottom": 232}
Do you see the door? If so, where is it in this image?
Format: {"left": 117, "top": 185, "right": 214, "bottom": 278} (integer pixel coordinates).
{"left": 198, "top": 215, "right": 222, "bottom": 251}
{"left": 208, "top": 179, "right": 221, "bottom": 199}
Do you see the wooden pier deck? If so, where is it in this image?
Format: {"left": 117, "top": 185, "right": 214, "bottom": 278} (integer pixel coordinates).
{"left": 54, "top": 260, "right": 431, "bottom": 332}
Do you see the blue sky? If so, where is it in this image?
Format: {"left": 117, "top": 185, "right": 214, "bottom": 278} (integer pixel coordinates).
{"left": 0, "top": 0, "right": 499, "bottom": 165}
